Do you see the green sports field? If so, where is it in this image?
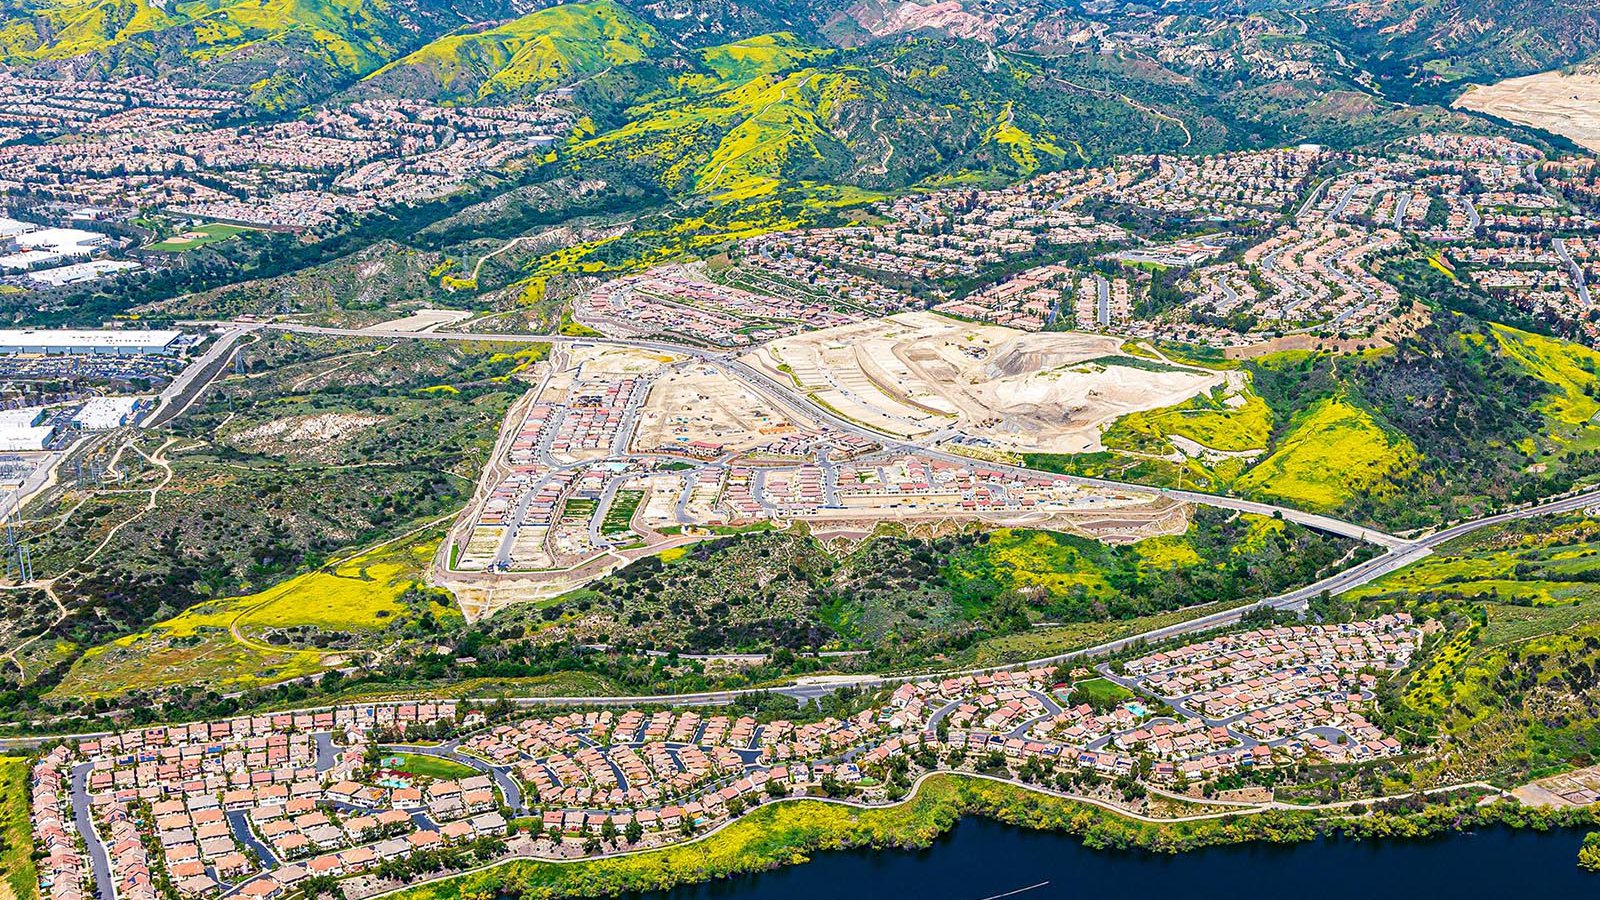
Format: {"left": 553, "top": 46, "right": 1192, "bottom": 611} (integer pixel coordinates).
{"left": 147, "top": 222, "right": 254, "bottom": 251}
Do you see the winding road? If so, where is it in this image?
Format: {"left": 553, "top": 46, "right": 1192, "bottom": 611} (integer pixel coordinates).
{"left": 137, "top": 317, "right": 1600, "bottom": 712}
{"left": 184, "top": 318, "right": 1405, "bottom": 548}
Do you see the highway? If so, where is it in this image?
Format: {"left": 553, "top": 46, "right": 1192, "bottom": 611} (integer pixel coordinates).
{"left": 204, "top": 319, "right": 1406, "bottom": 548}
{"left": 151, "top": 317, "right": 1600, "bottom": 706}
{"left": 484, "top": 485, "right": 1600, "bottom": 709}
{"left": 146, "top": 324, "right": 256, "bottom": 429}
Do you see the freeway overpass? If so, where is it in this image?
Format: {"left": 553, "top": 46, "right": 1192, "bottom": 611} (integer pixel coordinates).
{"left": 478, "top": 485, "right": 1600, "bottom": 709}
{"left": 190, "top": 319, "right": 1405, "bottom": 548}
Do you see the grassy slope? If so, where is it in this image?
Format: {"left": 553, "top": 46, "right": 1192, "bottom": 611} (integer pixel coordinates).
{"left": 1232, "top": 396, "right": 1420, "bottom": 513}
{"left": 984, "top": 101, "right": 1068, "bottom": 175}
{"left": 1488, "top": 324, "right": 1600, "bottom": 448}
{"left": 494, "top": 509, "right": 1342, "bottom": 668}
{"left": 1346, "top": 515, "right": 1600, "bottom": 608}
{"left": 15, "top": 0, "right": 415, "bottom": 70}
{"left": 572, "top": 65, "right": 861, "bottom": 200}
{"left": 962, "top": 599, "right": 1252, "bottom": 667}
{"left": 699, "top": 32, "right": 833, "bottom": 83}
{"left": 0, "top": 756, "right": 37, "bottom": 900}
{"left": 1106, "top": 389, "right": 1275, "bottom": 455}
{"left": 1332, "top": 514, "right": 1600, "bottom": 785}
{"left": 52, "top": 535, "right": 446, "bottom": 700}
{"left": 366, "top": 0, "right": 658, "bottom": 100}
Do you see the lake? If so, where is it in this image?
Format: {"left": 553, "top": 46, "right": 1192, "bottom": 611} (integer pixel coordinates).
{"left": 622, "top": 817, "right": 1597, "bottom": 900}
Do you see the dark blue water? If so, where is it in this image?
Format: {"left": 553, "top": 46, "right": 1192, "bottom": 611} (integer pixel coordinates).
{"left": 625, "top": 817, "right": 1597, "bottom": 900}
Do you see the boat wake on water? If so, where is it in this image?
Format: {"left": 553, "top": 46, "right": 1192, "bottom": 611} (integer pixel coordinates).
{"left": 974, "top": 882, "right": 1050, "bottom": 900}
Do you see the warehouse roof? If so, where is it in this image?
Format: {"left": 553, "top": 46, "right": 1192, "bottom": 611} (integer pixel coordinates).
{"left": 0, "top": 329, "right": 182, "bottom": 349}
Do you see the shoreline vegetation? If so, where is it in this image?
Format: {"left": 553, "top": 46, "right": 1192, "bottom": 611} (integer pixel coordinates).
{"left": 378, "top": 773, "right": 1598, "bottom": 900}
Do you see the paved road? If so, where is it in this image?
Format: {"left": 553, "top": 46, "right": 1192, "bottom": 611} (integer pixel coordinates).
{"left": 1328, "top": 181, "right": 1362, "bottom": 219}
{"left": 70, "top": 762, "right": 115, "bottom": 900}
{"left": 387, "top": 742, "right": 525, "bottom": 814}
{"left": 1295, "top": 176, "right": 1332, "bottom": 221}
{"left": 226, "top": 809, "right": 277, "bottom": 868}
{"left": 1556, "top": 238, "right": 1592, "bottom": 307}
{"left": 146, "top": 325, "right": 255, "bottom": 428}
{"left": 313, "top": 731, "right": 339, "bottom": 773}
{"left": 202, "top": 319, "right": 1404, "bottom": 548}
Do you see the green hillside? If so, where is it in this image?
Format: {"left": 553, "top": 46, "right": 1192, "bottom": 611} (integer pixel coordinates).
{"left": 699, "top": 31, "right": 832, "bottom": 83}
{"left": 1310, "top": 0, "right": 1600, "bottom": 98}
{"left": 364, "top": 0, "right": 659, "bottom": 101}
{"left": 2, "top": 0, "right": 505, "bottom": 107}
{"left": 1036, "top": 304, "right": 1600, "bottom": 533}
{"left": 10, "top": 0, "right": 175, "bottom": 59}
{"left": 1233, "top": 396, "right": 1420, "bottom": 514}
{"left": 574, "top": 66, "right": 861, "bottom": 199}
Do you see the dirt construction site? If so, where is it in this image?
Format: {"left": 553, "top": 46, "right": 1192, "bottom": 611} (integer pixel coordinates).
{"left": 1455, "top": 68, "right": 1600, "bottom": 153}
{"left": 630, "top": 362, "right": 806, "bottom": 455}
{"left": 434, "top": 323, "right": 1208, "bottom": 617}
{"left": 743, "top": 311, "right": 1224, "bottom": 453}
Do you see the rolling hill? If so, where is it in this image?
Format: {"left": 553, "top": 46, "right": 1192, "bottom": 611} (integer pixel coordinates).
{"left": 1306, "top": 0, "right": 1600, "bottom": 98}
{"left": 362, "top": 0, "right": 661, "bottom": 101}
{"left": 0, "top": 0, "right": 513, "bottom": 107}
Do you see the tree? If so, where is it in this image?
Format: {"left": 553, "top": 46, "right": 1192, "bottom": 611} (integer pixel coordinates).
{"left": 625, "top": 818, "right": 644, "bottom": 845}
{"left": 601, "top": 816, "right": 619, "bottom": 844}
{"left": 1580, "top": 832, "right": 1600, "bottom": 872}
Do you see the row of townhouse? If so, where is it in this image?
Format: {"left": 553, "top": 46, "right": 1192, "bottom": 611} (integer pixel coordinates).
{"left": 234, "top": 811, "right": 509, "bottom": 900}
{"left": 32, "top": 749, "right": 86, "bottom": 900}
{"left": 79, "top": 701, "right": 463, "bottom": 760}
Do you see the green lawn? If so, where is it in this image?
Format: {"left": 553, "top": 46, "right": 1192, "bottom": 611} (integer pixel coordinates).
{"left": 1071, "top": 676, "right": 1135, "bottom": 706}
{"left": 386, "top": 752, "right": 482, "bottom": 781}
{"left": 1, "top": 755, "right": 38, "bottom": 900}
{"left": 602, "top": 490, "right": 644, "bottom": 534}
{"left": 147, "top": 222, "right": 254, "bottom": 251}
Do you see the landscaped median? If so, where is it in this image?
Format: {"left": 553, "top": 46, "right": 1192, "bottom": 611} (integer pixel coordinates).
{"left": 369, "top": 773, "right": 1596, "bottom": 900}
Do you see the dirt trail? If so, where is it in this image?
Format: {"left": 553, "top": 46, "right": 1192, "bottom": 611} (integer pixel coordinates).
{"left": 1, "top": 436, "right": 178, "bottom": 679}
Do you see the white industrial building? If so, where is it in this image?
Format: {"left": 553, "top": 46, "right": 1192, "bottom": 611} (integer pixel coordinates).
{"left": 72, "top": 396, "right": 151, "bottom": 430}
{"left": 25, "top": 260, "right": 141, "bottom": 287}
{"left": 0, "top": 217, "right": 35, "bottom": 241}
{"left": 0, "top": 407, "right": 54, "bottom": 451}
{"left": 0, "top": 329, "right": 183, "bottom": 356}
{"left": 0, "top": 227, "right": 109, "bottom": 272}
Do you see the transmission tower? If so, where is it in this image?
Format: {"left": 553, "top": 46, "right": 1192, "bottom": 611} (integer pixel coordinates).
{"left": 2, "top": 491, "right": 31, "bottom": 583}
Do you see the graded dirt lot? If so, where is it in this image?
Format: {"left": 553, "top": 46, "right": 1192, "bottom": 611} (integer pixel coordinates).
{"left": 748, "top": 312, "right": 1223, "bottom": 452}
{"left": 366, "top": 308, "right": 474, "bottom": 332}
{"left": 1455, "top": 69, "right": 1600, "bottom": 153}
{"left": 631, "top": 362, "right": 810, "bottom": 454}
